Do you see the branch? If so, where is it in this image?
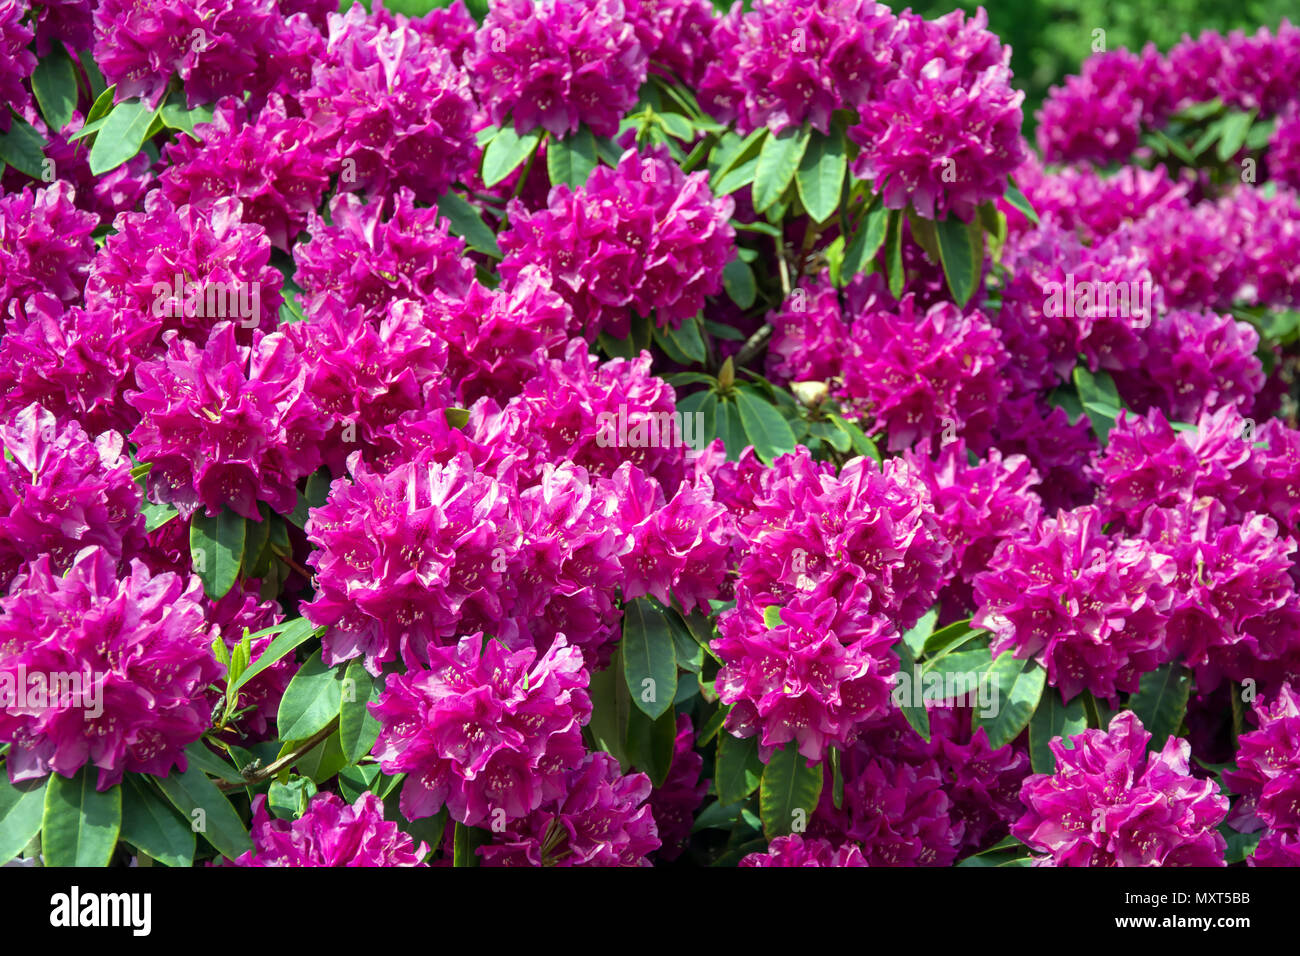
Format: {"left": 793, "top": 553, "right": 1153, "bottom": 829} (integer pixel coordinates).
{"left": 215, "top": 716, "right": 340, "bottom": 791}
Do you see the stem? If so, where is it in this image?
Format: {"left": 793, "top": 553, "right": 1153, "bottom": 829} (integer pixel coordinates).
{"left": 734, "top": 325, "right": 773, "bottom": 369}
{"left": 774, "top": 231, "right": 791, "bottom": 298}
{"left": 510, "top": 135, "right": 544, "bottom": 201}
{"left": 215, "top": 717, "right": 339, "bottom": 791}
{"left": 269, "top": 545, "right": 311, "bottom": 580}
{"left": 1081, "top": 691, "right": 1102, "bottom": 730}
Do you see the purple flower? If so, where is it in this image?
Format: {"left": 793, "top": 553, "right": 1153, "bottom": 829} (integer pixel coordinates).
{"left": 478, "top": 751, "right": 660, "bottom": 866}
{"left": 1224, "top": 685, "right": 1300, "bottom": 865}
{"left": 301, "top": 448, "right": 520, "bottom": 675}
{"left": 839, "top": 294, "right": 1010, "bottom": 453}
{"left": 627, "top": 0, "right": 716, "bottom": 86}
{"left": 1035, "top": 49, "right": 1152, "bottom": 164}
{"left": 0, "top": 403, "right": 146, "bottom": 594}
{"left": 764, "top": 272, "right": 851, "bottom": 385}
{"left": 468, "top": 0, "right": 647, "bottom": 138}
{"left": 294, "top": 189, "right": 474, "bottom": 322}
{"left": 848, "top": 8, "right": 1026, "bottom": 220}
{"left": 1269, "top": 102, "right": 1300, "bottom": 191}
{"left": 698, "top": 0, "right": 898, "bottom": 136}
{"left": 973, "top": 506, "right": 1175, "bottom": 702}
{"left": 127, "top": 323, "right": 326, "bottom": 521}
{"left": 739, "top": 834, "right": 868, "bottom": 867}
{"left": 500, "top": 146, "right": 735, "bottom": 340}
{"left": 989, "top": 394, "right": 1098, "bottom": 514}
{"left": 0, "top": 182, "right": 99, "bottom": 305}
{"left": 92, "top": 0, "right": 283, "bottom": 109}
{"left": 28, "top": 0, "right": 92, "bottom": 56}
{"left": 371, "top": 633, "right": 591, "bottom": 828}
{"left": 0, "top": 0, "right": 34, "bottom": 132}
{"left": 0, "top": 546, "right": 221, "bottom": 790}
{"left": 230, "top": 793, "right": 428, "bottom": 867}
{"left": 160, "top": 95, "right": 332, "bottom": 251}
{"left": 1012, "top": 712, "right": 1229, "bottom": 866}
{"left": 300, "top": 4, "right": 478, "bottom": 202}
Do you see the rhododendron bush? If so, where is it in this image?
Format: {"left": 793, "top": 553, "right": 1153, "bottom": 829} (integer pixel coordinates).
{"left": 1, "top": 0, "right": 1299, "bottom": 872}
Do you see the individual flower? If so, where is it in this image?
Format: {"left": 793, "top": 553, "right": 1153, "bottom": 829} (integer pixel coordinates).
{"left": 848, "top": 8, "right": 1026, "bottom": 219}
{"left": 293, "top": 189, "right": 474, "bottom": 321}
{"left": 0, "top": 182, "right": 99, "bottom": 305}
{"left": 972, "top": 506, "right": 1175, "bottom": 702}
{"left": 0, "top": 0, "right": 34, "bottom": 130}
{"left": 469, "top": 0, "right": 647, "bottom": 138}
{"left": 764, "top": 272, "right": 851, "bottom": 385}
{"left": 283, "top": 298, "right": 451, "bottom": 475}
{"left": 300, "top": 4, "right": 478, "bottom": 201}
{"left": 92, "top": 0, "right": 283, "bottom": 108}
{"left": 229, "top": 793, "right": 428, "bottom": 866}
{"left": 697, "top": 0, "right": 898, "bottom": 135}
{"left": 371, "top": 633, "right": 591, "bottom": 828}
{"left": 403, "top": 1, "right": 477, "bottom": 67}
{"left": 739, "top": 834, "right": 869, "bottom": 867}
{"left": 127, "top": 322, "right": 326, "bottom": 520}
{"left": 426, "top": 267, "right": 571, "bottom": 408}
{"left": 499, "top": 146, "right": 734, "bottom": 339}
{"left": 839, "top": 295, "right": 1010, "bottom": 453}
{"left": 1012, "top": 712, "right": 1229, "bottom": 866}
{"left": 478, "top": 752, "right": 660, "bottom": 866}
{"left": 84, "top": 192, "right": 283, "bottom": 347}
{"left": 28, "top": 0, "right": 93, "bottom": 55}
{"left": 301, "top": 448, "right": 520, "bottom": 675}
{"left": 0, "top": 547, "right": 220, "bottom": 790}
{"left": 0, "top": 403, "right": 146, "bottom": 593}
{"left": 627, "top": 0, "right": 715, "bottom": 86}
{"left": 159, "top": 95, "right": 332, "bottom": 251}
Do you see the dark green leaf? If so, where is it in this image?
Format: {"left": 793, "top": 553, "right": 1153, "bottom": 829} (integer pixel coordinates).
{"left": 546, "top": 124, "right": 597, "bottom": 189}
{"left": 1128, "top": 663, "right": 1192, "bottom": 753}
{"left": 435, "top": 191, "right": 502, "bottom": 258}
{"left": 622, "top": 598, "right": 678, "bottom": 720}
{"left": 886, "top": 209, "right": 904, "bottom": 299}
{"left": 183, "top": 743, "right": 245, "bottom": 784}
{"left": 709, "top": 127, "right": 766, "bottom": 190}
{"left": 587, "top": 646, "right": 632, "bottom": 768}
{"left": 1216, "top": 110, "right": 1257, "bottom": 161}
{"left": 89, "top": 98, "right": 162, "bottom": 175}
{"left": 715, "top": 731, "right": 763, "bottom": 806}
{"left": 713, "top": 398, "right": 746, "bottom": 460}
{"left": 1003, "top": 178, "right": 1039, "bottom": 224}
{"left": 626, "top": 706, "right": 677, "bottom": 788}
{"left": 32, "top": 50, "right": 78, "bottom": 131}
{"left": 722, "top": 257, "right": 757, "bottom": 309}
{"left": 120, "top": 776, "right": 195, "bottom": 867}
{"left": 42, "top": 767, "right": 121, "bottom": 867}
{"left": 0, "top": 113, "right": 48, "bottom": 179}
{"left": 975, "top": 658, "right": 1045, "bottom": 750}
{"left": 294, "top": 729, "right": 347, "bottom": 784}
{"left": 841, "top": 201, "right": 888, "bottom": 281}
{"left": 481, "top": 124, "right": 542, "bottom": 187}
{"left": 922, "top": 618, "right": 978, "bottom": 660}
{"left": 759, "top": 741, "right": 823, "bottom": 840}
{"left": 1073, "top": 366, "right": 1124, "bottom": 445}
{"left": 189, "top": 508, "right": 246, "bottom": 600}
{"left": 733, "top": 385, "right": 796, "bottom": 465}
{"left": 154, "top": 763, "right": 252, "bottom": 860}
{"left": 935, "top": 213, "right": 981, "bottom": 307}
{"left": 1028, "top": 688, "right": 1087, "bottom": 774}
{"left": 230, "top": 618, "right": 317, "bottom": 696}
{"left": 893, "top": 640, "right": 930, "bottom": 742}
{"left": 902, "top": 606, "right": 938, "bottom": 656}
{"left": 794, "top": 126, "right": 846, "bottom": 223}
{"left": 340, "top": 659, "right": 382, "bottom": 764}
{"left": 0, "top": 776, "right": 46, "bottom": 864}
{"left": 752, "top": 124, "right": 810, "bottom": 213}
{"left": 275, "top": 649, "right": 345, "bottom": 741}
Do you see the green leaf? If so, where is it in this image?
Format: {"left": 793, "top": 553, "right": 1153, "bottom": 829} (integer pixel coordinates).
{"left": 659, "top": 316, "right": 707, "bottom": 364}
{"left": 154, "top": 763, "right": 252, "bottom": 860}
{"left": 189, "top": 508, "right": 246, "bottom": 600}
{"left": 1216, "top": 109, "right": 1257, "bottom": 162}
{"left": 752, "top": 124, "right": 810, "bottom": 213}
{"left": 276, "top": 649, "right": 345, "bottom": 741}
{"left": 902, "top": 606, "right": 938, "bottom": 657}
{"left": 886, "top": 209, "right": 905, "bottom": 299}
{"left": 655, "top": 111, "right": 694, "bottom": 141}
{"left": 714, "top": 398, "right": 746, "bottom": 460}
{"left": 794, "top": 126, "right": 846, "bottom": 224}
{"left": 935, "top": 213, "right": 982, "bottom": 308}
{"left": 733, "top": 385, "right": 796, "bottom": 465}
{"left": 1128, "top": 663, "right": 1192, "bottom": 752}
{"left": 975, "top": 658, "right": 1045, "bottom": 750}
{"left": 481, "top": 123, "right": 542, "bottom": 187}
{"left": 1028, "top": 688, "right": 1087, "bottom": 774}
{"left": 704, "top": 319, "right": 746, "bottom": 341}
{"left": 626, "top": 706, "right": 676, "bottom": 788}
{"left": 922, "top": 618, "right": 979, "bottom": 660}
{"left": 713, "top": 156, "right": 758, "bottom": 196}
{"left": 0, "top": 113, "right": 48, "bottom": 179}
{"left": 287, "top": 467, "right": 332, "bottom": 530}
{"left": 84, "top": 84, "right": 117, "bottom": 126}
{"left": 893, "top": 639, "right": 931, "bottom": 741}
{"left": 0, "top": 776, "right": 47, "bottom": 864}
{"left": 722, "top": 257, "right": 757, "bottom": 309}
{"left": 841, "top": 201, "right": 888, "bottom": 281}
{"left": 89, "top": 98, "right": 162, "bottom": 175}
{"left": 695, "top": 704, "right": 730, "bottom": 748}
{"left": 691, "top": 798, "right": 743, "bottom": 832}
{"left": 340, "top": 659, "right": 382, "bottom": 764}
{"left": 337, "top": 764, "right": 381, "bottom": 804}
{"left": 157, "top": 96, "right": 214, "bottom": 140}
{"left": 1003, "top": 178, "right": 1039, "bottom": 224}
{"left": 1072, "top": 366, "right": 1123, "bottom": 445}
{"left": 622, "top": 598, "right": 678, "bottom": 720}
{"left": 709, "top": 127, "right": 766, "bottom": 191}
{"left": 294, "top": 729, "right": 348, "bottom": 784}
{"left": 32, "top": 50, "right": 78, "bottom": 131}
{"left": 825, "top": 411, "right": 880, "bottom": 463}
{"left": 759, "top": 742, "right": 823, "bottom": 840}
{"left": 435, "top": 191, "right": 502, "bottom": 258}
{"left": 1222, "top": 826, "right": 1263, "bottom": 864}
{"left": 546, "top": 124, "right": 598, "bottom": 188}
{"left": 42, "top": 767, "right": 121, "bottom": 867}
{"left": 229, "top": 618, "right": 317, "bottom": 696}
{"left": 715, "top": 731, "right": 763, "bottom": 806}
{"left": 183, "top": 743, "right": 245, "bottom": 784}
{"left": 120, "top": 776, "right": 195, "bottom": 868}
{"left": 587, "top": 647, "right": 632, "bottom": 768}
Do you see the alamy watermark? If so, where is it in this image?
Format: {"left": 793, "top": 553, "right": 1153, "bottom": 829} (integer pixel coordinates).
{"left": 892, "top": 665, "right": 1000, "bottom": 718}
{"left": 595, "top": 405, "right": 706, "bottom": 458}
{"left": 0, "top": 667, "right": 103, "bottom": 718}
{"left": 1042, "top": 275, "right": 1153, "bottom": 326}
{"left": 151, "top": 273, "right": 261, "bottom": 326}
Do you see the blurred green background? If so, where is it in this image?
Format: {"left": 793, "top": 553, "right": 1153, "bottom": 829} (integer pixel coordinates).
{"left": 349, "top": 0, "right": 1299, "bottom": 129}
